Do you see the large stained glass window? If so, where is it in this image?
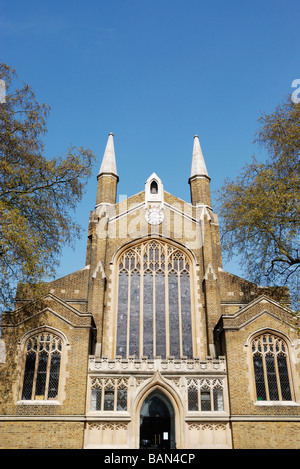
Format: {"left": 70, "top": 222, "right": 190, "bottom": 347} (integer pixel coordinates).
{"left": 116, "top": 240, "right": 194, "bottom": 359}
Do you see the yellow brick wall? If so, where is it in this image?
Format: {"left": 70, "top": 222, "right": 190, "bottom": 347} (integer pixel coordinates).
{"left": 223, "top": 314, "right": 300, "bottom": 416}
{"left": 0, "top": 307, "right": 92, "bottom": 417}
{"left": 231, "top": 421, "right": 300, "bottom": 449}
{"left": 0, "top": 421, "right": 85, "bottom": 449}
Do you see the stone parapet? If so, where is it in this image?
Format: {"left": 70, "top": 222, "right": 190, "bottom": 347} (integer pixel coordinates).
{"left": 88, "top": 356, "right": 226, "bottom": 373}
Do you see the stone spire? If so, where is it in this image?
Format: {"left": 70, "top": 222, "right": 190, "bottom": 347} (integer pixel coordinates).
{"left": 190, "top": 135, "right": 209, "bottom": 180}
{"left": 189, "top": 135, "right": 211, "bottom": 207}
{"left": 98, "top": 132, "right": 118, "bottom": 179}
{"left": 96, "top": 132, "right": 119, "bottom": 205}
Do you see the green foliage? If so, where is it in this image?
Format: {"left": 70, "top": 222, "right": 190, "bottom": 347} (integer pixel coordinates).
{"left": 217, "top": 97, "right": 300, "bottom": 310}
{"left": 0, "top": 63, "right": 96, "bottom": 312}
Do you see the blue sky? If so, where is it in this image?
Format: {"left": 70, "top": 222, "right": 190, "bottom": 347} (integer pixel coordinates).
{"left": 1, "top": 0, "right": 299, "bottom": 281}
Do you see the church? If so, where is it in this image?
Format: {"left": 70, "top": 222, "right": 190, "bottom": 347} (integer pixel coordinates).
{"left": 0, "top": 133, "right": 299, "bottom": 449}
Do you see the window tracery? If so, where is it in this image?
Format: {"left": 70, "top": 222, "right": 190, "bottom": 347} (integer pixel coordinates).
{"left": 187, "top": 378, "right": 224, "bottom": 412}
{"left": 21, "top": 332, "right": 62, "bottom": 401}
{"left": 252, "top": 332, "right": 293, "bottom": 401}
{"left": 116, "top": 240, "right": 193, "bottom": 359}
{"left": 90, "top": 378, "right": 128, "bottom": 412}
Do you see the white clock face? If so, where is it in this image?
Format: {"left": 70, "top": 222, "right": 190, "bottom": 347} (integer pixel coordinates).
{"left": 145, "top": 208, "right": 164, "bottom": 225}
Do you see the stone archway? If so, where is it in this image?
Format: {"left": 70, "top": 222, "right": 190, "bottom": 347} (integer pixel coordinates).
{"left": 139, "top": 390, "right": 176, "bottom": 449}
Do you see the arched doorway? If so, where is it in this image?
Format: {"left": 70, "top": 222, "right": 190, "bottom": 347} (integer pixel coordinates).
{"left": 139, "top": 390, "right": 175, "bottom": 449}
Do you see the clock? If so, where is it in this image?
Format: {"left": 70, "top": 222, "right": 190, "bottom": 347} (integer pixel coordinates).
{"left": 145, "top": 208, "right": 164, "bottom": 225}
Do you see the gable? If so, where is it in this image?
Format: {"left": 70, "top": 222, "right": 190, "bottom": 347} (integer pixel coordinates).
{"left": 220, "top": 271, "right": 291, "bottom": 307}
{"left": 1, "top": 293, "right": 93, "bottom": 330}
{"left": 218, "top": 295, "right": 299, "bottom": 332}
{"left": 95, "top": 190, "right": 210, "bottom": 255}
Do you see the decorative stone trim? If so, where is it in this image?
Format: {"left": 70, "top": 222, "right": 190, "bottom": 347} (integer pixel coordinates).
{"left": 89, "top": 356, "right": 226, "bottom": 373}
{"left": 187, "top": 423, "right": 227, "bottom": 431}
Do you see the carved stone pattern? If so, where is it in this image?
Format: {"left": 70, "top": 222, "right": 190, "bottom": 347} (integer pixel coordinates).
{"left": 89, "top": 357, "right": 226, "bottom": 373}
{"left": 187, "top": 378, "right": 224, "bottom": 390}
{"left": 88, "top": 422, "right": 128, "bottom": 431}
{"left": 188, "top": 423, "right": 227, "bottom": 431}
{"left": 91, "top": 377, "right": 129, "bottom": 389}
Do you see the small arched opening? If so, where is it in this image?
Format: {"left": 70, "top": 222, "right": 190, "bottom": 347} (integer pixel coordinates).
{"left": 150, "top": 180, "right": 158, "bottom": 194}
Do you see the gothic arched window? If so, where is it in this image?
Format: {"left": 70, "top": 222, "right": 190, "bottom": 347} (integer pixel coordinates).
{"left": 252, "top": 332, "right": 293, "bottom": 402}
{"left": 187, "top": 378, "right": 225, "bottom": 412}
{"left": 116, "top": 240, "right": 193, "bottom": 359}
{"left": 21, "top": 332, "right": 62, "bottom": 401}
{"left": 90, "top": 378, "right": 128, "bottom": 411}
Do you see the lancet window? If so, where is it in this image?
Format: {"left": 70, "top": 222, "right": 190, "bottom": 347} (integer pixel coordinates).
{"left": 116, "top": 240, "right": 193, "bottom": 359}
{"left": 21, "top": 332, "right": 62, "bottom": 401}
{"left": 187, "top": 378, "right": 225, "bottom": 412}
{"left": 90, "top": 378, "right": 128, "bottom": 412}
{"left": 252, "top": 332, "right": 293, "bottom": 401}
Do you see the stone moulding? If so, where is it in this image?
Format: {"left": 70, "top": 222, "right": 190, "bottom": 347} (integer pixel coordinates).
{"left": 88, "top": 356, "right": 226, "bottom": 373}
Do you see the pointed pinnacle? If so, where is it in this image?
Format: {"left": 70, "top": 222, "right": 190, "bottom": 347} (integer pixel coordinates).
{"left": 190, "top": 135, "right": 209, "bottom": 179}
{"left": 98, "top": 132, "right": 118, "bottom": 178}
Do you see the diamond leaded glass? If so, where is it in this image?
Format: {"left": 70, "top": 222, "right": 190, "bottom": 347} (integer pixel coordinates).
{"left": 90, "top": 378, "right": 128, "bottom": 412}
{"left": 117, "top": 386, "right": 127, "bottom": 411}
{"left": 187, "top": 378, "right": 225, "bottom": 412}
{"left": 21, "top": 333, "right": 62, "bottom": 401}
{"left": 252, "top": 333, "right": 292, "bottom": 401}
{"left": 188, "top": 386, "right": 198, "bottom": 411}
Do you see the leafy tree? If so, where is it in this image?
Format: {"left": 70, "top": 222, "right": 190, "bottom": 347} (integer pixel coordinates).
{"left": 0, "top": 63, "right": 96, "bottom": 312}
{"left": 216, "top": 97, "right": 300, "bottom": 310}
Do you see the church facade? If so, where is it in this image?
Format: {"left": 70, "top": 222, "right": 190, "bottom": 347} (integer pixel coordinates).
{"left": 0, "top": 133, "right": 299, "bottom": 449}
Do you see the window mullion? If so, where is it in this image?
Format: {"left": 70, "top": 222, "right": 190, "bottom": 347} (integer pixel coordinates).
{"left": 165, "top": 253, "right": 170, "bottom": 357}
{"left": 126, "top": 273, "right": 131, "bottom": 358}
{"left": 139, "top": 268, "right": 143, "bottom": 359}
{"left": 32, "top": 351, "right": 39, "bottom": 400}
{"left": 262, "top": 353, "right": 270, "bottom": 401}
{"left": 101, "top": 379, "right": 104, "bottom": 411}
{"left": 153, "top": 272, "right": 156, "bottom": 357}
{"left": 274, "top": 353, "right": 282, "bottom": 401}
{"left": 178, "top": 273, "right": 183, "bottom": 358}
{"left": 44, "top": 350, "right": 52, "bottom": 400}
{"left": 114, "top": 382, "right": 117, "bottom": 411}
